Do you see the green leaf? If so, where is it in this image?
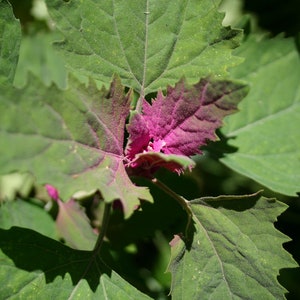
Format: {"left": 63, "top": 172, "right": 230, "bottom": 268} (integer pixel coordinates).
{"left": 168, "top": 194, "right": 297, "bottom": 299}
{"left": 0, "top": 227, "right": 151, "bottom": 299}
{"left": 0, "top": 76, "right": 152, "bottom": 218}
{"left": 13, "top": 31, "right": 68, "bottom": 89}
{"left": 0, "top": 199, "right": 57, "bottom": 239}
{"left": 0, "top": 0, "right": 21, "bottom": 83}
{"left": 46, "top": 0, "right": 242, "bottom": 95}
{"left": 221, "top": 35, "right": 300, "bottom": 196}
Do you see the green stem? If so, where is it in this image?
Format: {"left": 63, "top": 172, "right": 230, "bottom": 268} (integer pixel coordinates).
{"left": 152, "top": 178, "right": 193, "bottom": 238}
{"left": 135, "top": 95, "right": 143, "bottom": 113}
{"left": 93, "top": 202, "right": 112, "bottom": 254}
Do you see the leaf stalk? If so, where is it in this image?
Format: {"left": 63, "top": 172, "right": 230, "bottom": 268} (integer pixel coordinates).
{"left": 93, "top": 202, "right": 112, "bottom": 254}
{"left": 152, "top": 178, "right": 193, "bottom": 239}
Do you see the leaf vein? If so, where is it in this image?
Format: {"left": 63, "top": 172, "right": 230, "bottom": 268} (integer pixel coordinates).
{"left": 144, "top": 0, "right": 189, "bottom": 93}
{"left": 192, "top": 213, "right": 233, "bottom": 298}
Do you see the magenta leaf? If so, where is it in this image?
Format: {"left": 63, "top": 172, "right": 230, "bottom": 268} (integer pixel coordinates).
{"left": 126, "top": 78, "right": 248, "bottom": 174}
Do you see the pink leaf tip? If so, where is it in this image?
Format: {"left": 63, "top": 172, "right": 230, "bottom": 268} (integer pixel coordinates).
{"left": 45, "top": 184, "right": 59, "bottom": 201}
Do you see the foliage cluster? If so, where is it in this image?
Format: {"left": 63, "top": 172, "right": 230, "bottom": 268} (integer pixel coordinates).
{"left": 0, "top": 0, "right": 299, "bottom": 299}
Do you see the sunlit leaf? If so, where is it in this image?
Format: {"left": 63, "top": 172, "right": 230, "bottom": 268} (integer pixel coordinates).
{"left": 168, "top": 194, "right": 297, "bottom": 299}
{"left": 46, "top": 0, "right": 242, "bottom": 94}
{"left": 221, "top": 35, "right": 300, "bottom": 196}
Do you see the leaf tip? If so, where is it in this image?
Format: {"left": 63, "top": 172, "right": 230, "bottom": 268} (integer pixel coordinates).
{"left": 45, "top": 184, "right": 59, "bottom": 201}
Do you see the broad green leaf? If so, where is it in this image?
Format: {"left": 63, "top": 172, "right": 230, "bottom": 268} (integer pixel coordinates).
{"left": 0, "top": 0, "right": 21, "bottom": 83}
{"left": 0, "top": 76, "right": 152, "bottom": 218}
{"left": 168, "top": 194, "right": 297, "bottom": 299}
{"left": 0, "top": 199, "right": 57, "bottom": 239}
{"left": 221, "top": 35, "right": 300, "bottom": 196}
{"left": 46, "top": 0, "right": 242, "bottom": 95}
{"left": 0, "top": 227, "right": 151, "bottom": 299}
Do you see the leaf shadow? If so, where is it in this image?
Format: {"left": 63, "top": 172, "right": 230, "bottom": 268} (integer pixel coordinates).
{"left": 0, "top": 226, "right": 112, "bottom": 292}
{"left": 183, "top": 216, "right": 197, "bottom": 251}
{"left": 203, "top": 129, "right": 238, "bottom": 160}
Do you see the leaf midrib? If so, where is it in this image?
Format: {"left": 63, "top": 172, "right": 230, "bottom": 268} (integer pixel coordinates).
{"left": 192, "top": 209, "right": 233, "bottom": 298}
{"left": 140, "top": 0, "right": 150, "bottom": 99}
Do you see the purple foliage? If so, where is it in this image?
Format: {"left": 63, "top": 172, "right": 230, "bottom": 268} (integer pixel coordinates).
{"left": 125, "top": 78, "right": 244, "bottom": 175}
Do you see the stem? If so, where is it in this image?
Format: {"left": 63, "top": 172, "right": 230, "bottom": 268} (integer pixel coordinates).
{"left": 135, "top": 95, "right": 144, "bottom": 113}
{"left": 93, "top": 202, "right": 112, "bottom": 254}
{"left": 152, "top": 178, "right": 193, "bottom": 238}
{"left": 152, "top": 178, "right": 186, "bottom": 210}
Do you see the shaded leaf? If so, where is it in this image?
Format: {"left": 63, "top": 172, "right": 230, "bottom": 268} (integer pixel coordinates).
{"left": 0, "top": 76, "right": 152, "bottom": 218}
{"left": 221, "top": 35, "right": 300, "bottom": 196}
{"left": 55, "top": 198, "right": 97, "bottom": 250}
{"left": 168, "top": 194, "right": 297, "bottom": 299}
{"left": 0, "top": 199, "right": 57, "bottom": 239}
{"left": 127, "top": 152, "right": 195, "bottom": 177}
{"left": 0, "top": 0, "right": 21, "bottom": 83}
{"left": 46, "top": 0, "right": 243, "bottom": 95}
{"left": 0, "top": 227, "right": 151, "bottom": 299}
{"left": 126, "top": 78, "right": 248, "bottom": 174}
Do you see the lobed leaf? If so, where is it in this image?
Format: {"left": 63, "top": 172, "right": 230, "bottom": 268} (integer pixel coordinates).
{"left": 45, "top": 0, "right": 243, "bottom": 95}
{"left": 168, "top": 194, "right": 297, "bottom": 299}
{"left": 13, "top": 31, "right": 68, "bottom": 89}
{"left": 126, "top": 78, "right": 248, "bottom": 174}
{"left": 0, "top": 76, "right": 152, "bottom": 218}
{"left": 221, "top": 35, "right": 300, "bottom": 196}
